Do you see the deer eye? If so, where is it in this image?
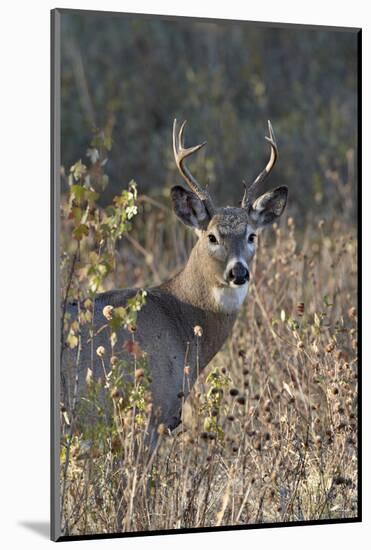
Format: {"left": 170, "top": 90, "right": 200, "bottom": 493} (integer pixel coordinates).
{"left": 248, "top": 233, "right": 256, "bottom": 243}
{"left": 208, "top": 234, "right": 218, "bottom": 244}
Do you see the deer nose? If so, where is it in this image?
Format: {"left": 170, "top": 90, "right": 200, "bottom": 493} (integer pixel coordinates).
{"left": 228, "top": 262, "right": 250, "bottom": 286}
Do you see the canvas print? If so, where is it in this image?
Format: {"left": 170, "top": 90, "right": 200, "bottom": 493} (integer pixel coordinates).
{"left": 51, "top": 9, "right": 360, "bottom": 541}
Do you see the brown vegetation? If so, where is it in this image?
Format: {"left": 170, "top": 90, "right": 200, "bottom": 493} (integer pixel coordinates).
{"left": 61, "top": 186, "right": 357, "bottom": 535}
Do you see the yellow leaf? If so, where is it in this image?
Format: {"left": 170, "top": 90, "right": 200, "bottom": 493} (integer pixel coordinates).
{"left": 67, "top": 333, "right": 78, "bottom": 349}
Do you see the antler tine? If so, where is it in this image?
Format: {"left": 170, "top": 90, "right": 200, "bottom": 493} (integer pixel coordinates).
{"left": 178, "top": 120, "right": 186, "bottom": 149}
{"left": 264, "top": 120, "right": 278, "bottom": 172}
{"left": 241, "top": 120, "right": 278, "bottom": 208}
{"left": 172, "top": 119, "right": 215, "bottom": 216}
{"left": 241, "top": 180, "right": 248, "bottom": 208}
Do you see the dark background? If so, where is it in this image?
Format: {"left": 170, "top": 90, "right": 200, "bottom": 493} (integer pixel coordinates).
{"left": 61, "top": 12, "right": 358, "bottom": 225}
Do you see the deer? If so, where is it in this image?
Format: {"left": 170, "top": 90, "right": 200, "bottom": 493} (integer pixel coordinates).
{"left": 62, "top": 119, "right": 288, "bottom": 448}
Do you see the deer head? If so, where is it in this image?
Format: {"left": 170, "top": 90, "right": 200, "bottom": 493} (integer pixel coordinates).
{"left": 170, "top": 119, "right": 288, "bottom": 312}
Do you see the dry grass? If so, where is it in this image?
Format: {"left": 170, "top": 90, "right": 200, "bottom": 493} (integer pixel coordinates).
{"left": 60, "top": 207, "right": 358, "bottom": 536}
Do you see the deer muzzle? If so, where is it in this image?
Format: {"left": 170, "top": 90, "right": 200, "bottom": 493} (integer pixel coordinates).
{"left": 227, "top": 261, "right": 250, "bottom": 286}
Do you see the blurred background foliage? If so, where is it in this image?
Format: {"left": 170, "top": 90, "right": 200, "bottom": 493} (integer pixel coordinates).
{"left": 61, "top": 12, "right": 358, "bottom": 226}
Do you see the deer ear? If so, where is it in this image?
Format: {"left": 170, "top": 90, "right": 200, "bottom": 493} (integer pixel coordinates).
{"left": 250, "top": 186, "right": 288, "bottom": 228}
{"left": 170, "top": 186, "right": 210, "bottom": 229}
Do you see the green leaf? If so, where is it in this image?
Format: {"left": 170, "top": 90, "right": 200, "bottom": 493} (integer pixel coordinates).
{"left": 70, "top": 184, "right": 86, "bottom": 205}
{"left": 86, "top": 189, "right": 99, "bottom": 205}
{"left": 73, "top": 223, "right": 89, "bottom": 241}
{"left": 71, "top": 206, "right": 82, "bottom": 224}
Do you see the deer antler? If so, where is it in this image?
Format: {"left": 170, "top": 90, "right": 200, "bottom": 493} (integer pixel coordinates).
{"left": 241, "top": 120, "right": 278, "bottom": 208}
{"left": 173, "top": 119, "right": 215, "bottom": 217}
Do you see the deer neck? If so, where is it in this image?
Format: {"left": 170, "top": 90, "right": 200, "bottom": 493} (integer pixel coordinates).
{"left": 158, "top": 243, "right": 246, "bottom": 365}
{"left": 166, "top": 244, "right": 248, "bottom": 313}
{"left": 165, "top": 246, "right": 218, "bottom": 310}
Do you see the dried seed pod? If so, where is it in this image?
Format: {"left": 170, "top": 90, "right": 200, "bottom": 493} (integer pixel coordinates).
{"left": 96, "top": 345, "right": 105, "bottom": 357}
{"left": 110, "top": 387, "right": 120, "bottom": 400}
{"left": 135, "top": 368, "right": 145, "bottom": 381}
{"left": 326, "top": 342, "right": 335, "bottom": 353}
{"left": 333, "top": 475, "right": 352, "bottom": 486}
{"left": 183, "top": 433, "right": 194, "bottom": 445}
{"left": 297, "top": 302, "right": 305, "bottom": 317}
{"left": 109, "top": 434, "right": 122, "bottom": 453}
{"left": 102, "top": 305, "right": 114, "bottom": 320}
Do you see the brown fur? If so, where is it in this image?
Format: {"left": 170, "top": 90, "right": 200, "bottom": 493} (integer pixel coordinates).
{"left": 62, "top": 180, "right": 287, "bottom": 447}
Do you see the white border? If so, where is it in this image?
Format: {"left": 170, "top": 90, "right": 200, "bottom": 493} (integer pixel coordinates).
{"left": 0, "top": 1, "right": 368, "bottom": 548}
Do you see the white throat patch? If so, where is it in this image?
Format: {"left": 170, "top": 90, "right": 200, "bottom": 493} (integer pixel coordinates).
{"left": 212, "top": 284, "right": 248, "bottom": 313}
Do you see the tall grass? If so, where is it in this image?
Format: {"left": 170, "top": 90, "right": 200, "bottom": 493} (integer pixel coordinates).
{"left": 60, "top": 193, "right": 357, "bottom": 534}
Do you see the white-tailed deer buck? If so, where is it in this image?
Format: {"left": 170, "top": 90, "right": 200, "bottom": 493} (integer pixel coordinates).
{"left": 62, "top": 119, "right": 288, "bottom": 446}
